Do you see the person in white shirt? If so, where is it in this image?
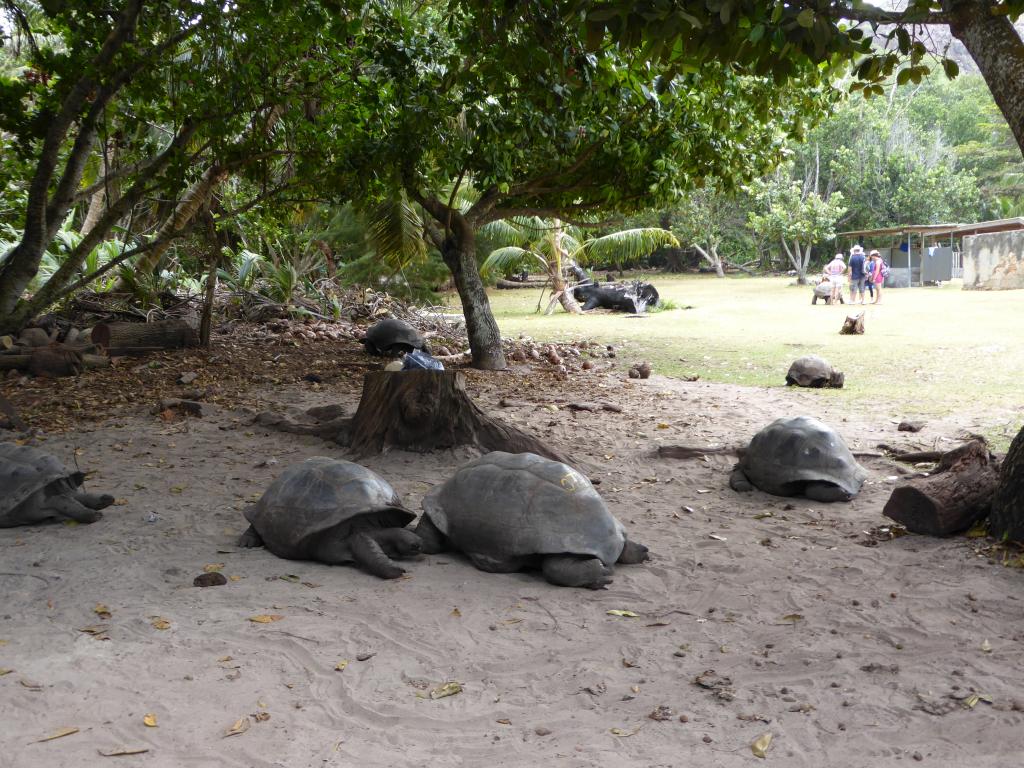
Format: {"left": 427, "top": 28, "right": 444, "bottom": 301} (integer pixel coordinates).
{"left": 826, "top": 253, "right": 846, "bottom": 305}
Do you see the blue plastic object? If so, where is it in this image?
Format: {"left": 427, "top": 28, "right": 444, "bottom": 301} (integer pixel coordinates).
{"left": 402, "top": 349, "right": 444, "bottom": 371}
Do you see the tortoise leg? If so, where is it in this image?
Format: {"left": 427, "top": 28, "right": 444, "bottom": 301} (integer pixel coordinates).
{"left": 44, "top": 494, "right": 103, "bottom": 524}
{"left": 729, "top": 467, "right": 755, "bottom": 493}
{"left": 413, "top": 515, "right": 447, "bottom": 554}
{"left": 804, "top": 482, "right": 851, "bottom": 503}
{"left": 467, "top": 552, "right": 525, "bottom": 573}
{"left": 372, "top": 527, "right": 422, "bottom": 559}
{"left": 349, "top": 531, "right": 405, "bottom": 579}
{"left": 617, "top": 539, "right": 649, "bottom": 564}
{"left": 542, "top": 555, "right": 612, "bottom": 589}
{"left": 238, "top": 525, "right": 264, "bottom": 548}
{"left": 74, "top": 490, "right": 115, "bottom": 510}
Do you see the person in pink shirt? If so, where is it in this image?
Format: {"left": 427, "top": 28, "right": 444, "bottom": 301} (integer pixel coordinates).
{"left": 867, "top": 250, "right": 885, "bottom": 304}
{"left": 825, "top": 253, "right": 846, "bottom": 305}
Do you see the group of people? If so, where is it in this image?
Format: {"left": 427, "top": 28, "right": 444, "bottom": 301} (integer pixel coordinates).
{"left": 823, "top": 245, "right": 886, "bottom": 305}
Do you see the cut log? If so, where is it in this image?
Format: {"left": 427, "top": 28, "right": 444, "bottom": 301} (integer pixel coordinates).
{"left": 882, "top": 440, "right": 1000, "bottom": 536}
{"left": 92, "top": 319, "right": 199, "bottom": 351}
{"left": 839, "top": 312, "right": 865, "bottom": 335}
{"left": 347, "top": 370, "right": 570, "bottom": 463}
{"left": 0, "top": 352, "right": 109, "bottom": 373}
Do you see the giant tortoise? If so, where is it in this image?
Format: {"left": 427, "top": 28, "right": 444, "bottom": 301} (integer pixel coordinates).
{"left": 0, "top": 442, "right": 114, "bottom": 527}
{"left": 786, "top": 355, "right": 845, "bottom": 389}
{"left": 729, "top": 416, "right": 867, "bottom": 502}
{"left": 239, "top": 457, "right": 421, "bottom": 579}
{"left": 363, "top": 318, "right": 428, "bottom": 356}
{"left": 415, "top": 451, "right": 649, "bottom": 589}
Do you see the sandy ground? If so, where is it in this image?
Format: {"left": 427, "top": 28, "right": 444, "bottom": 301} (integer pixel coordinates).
{"left": 2, "top": 359, "right": 1023, "bottom": 768}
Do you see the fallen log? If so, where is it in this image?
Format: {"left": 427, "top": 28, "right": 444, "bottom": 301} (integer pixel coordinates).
{"left": 496, "top": 278, "right": 548, "bottom": 289}
{"left": 882, "top": 440, "right": 1000, "bottom": 536}
{"left": 92, "top": 318, "right": 199, "bottom": 350}
{"left": 0, "top": 352, "right": 110, "bottom": 373}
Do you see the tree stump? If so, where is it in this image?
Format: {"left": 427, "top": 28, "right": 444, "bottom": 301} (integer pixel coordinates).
{"left": 990, "top": 424, "right": 1024, "bottom": 542}
{"left": 92, "top": 319, "right": 199, "bottom": 352}
{"left": 839, "top": 312, "right": 865, "bottom": 335}
{"left": 882, "top": 440, "right": 1000, "bottom": 536}
{"left": 347, "top": 370, "right": 571, "bottom": 463}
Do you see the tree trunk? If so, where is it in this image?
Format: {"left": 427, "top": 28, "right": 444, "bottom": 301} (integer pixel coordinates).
{"left": 989, "top": 423, "right": 1024, "bottom": 542}
{"left": 91, "top": 319, "right": 199, "bottom": 351}
{"left": 80, "top": 186, "right": 108, "bottom": 237}
{"left": 948, "top": 2, "right": 1024, "bottom": 157}
{"left": 200, "top": 208, "right": 221, "bottom": 347}
{"left": 347, "top": 370, "right": 570, "bottom": 462}
{"left": 883, "top": 440, "right": 1000, "bottom": 536}
{"left": 440, "top": 214, "right": 506, "bottom": 370}
{"left": 694, "top": 244, "right": 725, "bottom": 278}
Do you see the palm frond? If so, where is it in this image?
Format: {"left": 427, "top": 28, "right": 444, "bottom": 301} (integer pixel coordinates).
{"left": 572, "top": 228, "right": 679, "bottom": 268}
{"left": 364, "top": 195, "right": 427, "bottom": 270}
{"left": 480, "top": 246, "right": 546, "bottom": 279}
{"left": 478, "top": 218, "right": 529, "bottom": 247}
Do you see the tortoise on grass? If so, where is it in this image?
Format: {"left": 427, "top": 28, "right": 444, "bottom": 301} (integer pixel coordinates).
{"left": 415, "top": 451, "right": 649, "bottom": 589}
{"left": 729, "top": 416, "right": 867, "bottom": 502}
{"left": 239, "top": 457, "right": 421, "bottom": 579}
{"left": 0, "top": 442, "right": 114, "bottom": 527}
{"left": 363, "top": 318, "right": 428, "bottom": 356}
{"left": 785, "top": 355, "right": 844, "bottom": 389}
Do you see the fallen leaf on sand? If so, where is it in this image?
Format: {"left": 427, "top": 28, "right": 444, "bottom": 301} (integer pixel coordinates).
{"left": 279, "top": 574, "right": 300, "bottom": 582}
{"left": 496, "top": 718, "right": 511, "bottom": 725}
{"left": 0, "top": 668, "right": 12, "bottom": 676}
{"left": 143, "top": 714, "right": 158, "bottom": 727}
{"left": 35, "top": 727, "right": 79, "bottom": 742}
{"left": 334, "top": 660, "right": 349, "bottom": 671}
{"left": 203, "top": 563, "right": 225, "bottom": 573}
{"left": 150, "top": 617, "right": 171, "bottom": 630}
{"left": 751, "top": 731, "right": 773, "bottom": 758}
{"left": 708, "top": 534, "right": 727, "bottom": 541}
{"left": 252, "top": 711, "right": 271, "bottom": 722}
{"left": 77, "top": 624, "right": 110, "bottom": 635}
{"left": 430, "top": 681, "right": 462, "bottom": 699}
{"left": 20, "top": 679, "right": 42, "bottom": 690}
{"left": 607, "top": 610, "right": 639, "bottom": 618}
{"left": 780, "top": 614, "right": 804, "bottom": 624}
{"left": 94, "top": 603, "right": 112, "bottom": 619}
{"left": 98, "top": 747, "right": 150, "bottom": 757}
{"left": 450, "top": 607, "right": 462, "bottom": 617}
{"left": 610, "top": 726, "right": 641, "bottom": 737}
{"left": 218, "top": 655, "right": 233, "bottom": 663}
{"left": 248, "top": 614, "right": 284, "bottom": 624}
{"left": 224, "top": 717, "right": 250, "bottom": 737}
{"left": 981, "top": 639, "right": 992, "bottom": 653}
{"left": 964, "top": 694, "right": 980, "bottom": 708}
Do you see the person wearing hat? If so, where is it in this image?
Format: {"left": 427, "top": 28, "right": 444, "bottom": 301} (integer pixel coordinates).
{"left": 848, "top": 245, "right": 867, "bottom": 304}
{"left": 825, "top": 252, "right": 846, "bottom": 305}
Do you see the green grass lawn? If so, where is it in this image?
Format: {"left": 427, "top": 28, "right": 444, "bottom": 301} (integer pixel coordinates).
{"left": 466, "top": 275, "right": 1023, "bottom": 441}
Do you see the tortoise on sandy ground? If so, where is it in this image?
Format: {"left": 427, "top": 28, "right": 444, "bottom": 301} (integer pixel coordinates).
{"left": 363, "top": 318, "right": 428, "bottom": 356}
{"left": 786, "top": 355, "right": 845, "bottom": 389}
{"left": 0, "top": 442, "right": 114, "bottom": 527}
{"left": 729, "top": 416, "right": 867, "bottom": 502}
{"left": 811, "top": 280, "right": 844, "bottom": 305}
{"left": 415, "top": 451, "right": 649, "bottom": 589}
{"left": 239, "top": 457, "right": 421, "bottom": 579}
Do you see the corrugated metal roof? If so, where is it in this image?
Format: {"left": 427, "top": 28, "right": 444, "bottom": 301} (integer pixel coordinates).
{"left": 951, "top": 217, "right": 1024, "bottom": 236}
{"left": 839, "top": 218, "right": 1024, "bottom": 239}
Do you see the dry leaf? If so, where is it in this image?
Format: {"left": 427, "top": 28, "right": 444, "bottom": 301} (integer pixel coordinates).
{"left": 203, "top": 563, "right": 224, "bottom": 573}
{"left": 77, "top": 624, "right": 110, "bottom": 635}
{"left": 496, "top": 718, "right": 511, "bottom": 725}
{"left": 429, "top": 681, "right": 462, "bottom": 699}
{"left": 450, "top": 607, "right": 462, "bottom": 617}
{"left": 964, "top": 694, "right": 980, "bottom": 708}
{"left": 229, "top": 575, "right": 242, "bottom": 582}
{"left": 252, "top": 711, "right": 271, "bottom": 722}
{"left": 35, "top": 727, "right": 79, "bottom": 742}
{"left": 94, "top": 603, "right": 112, "bottom": 619}
{"left": 708, "top": 534, "right": 727, "bottom": 541}
{"left": 150, "top": 617, "right": 171, "bottom": 630}
{"left": 143, "top": 713, "right": 158, "bottom": 728}
{"left": 981, "top": 639, "right": 992, "bottom": 653}
{"left": 217, "top": 655, "right": 233, "bottom": 663}
{"left": 0, "top": 668, "right": 12, "bottom": 676}
{"left": 606, "top": 610, "right": 639, "bottom": 618}
{"left": 610, "top": 726, "right": 641, "bottom": 737}
{"left": 224, "top": 717, "right": 250, "bottom": 737}
{"left": 279, "top": 574, "right": 300, "bottom": 582}
{"left": 98, "top": 747, "right": 150, "bottom": 757}
{"left": 334, "top": 660, "right": 349, "bottom": 671}
{"left": 781, "top": 614, "right": 804, "bottom": 623}
{"left": 20, "top": 679, "right": 42, "bottom": 690}
{"left": 248, "top": 614, "right": 284, "bottom": 624}
{"left": 751, "top": 731, "right": 773, "bottom": 758}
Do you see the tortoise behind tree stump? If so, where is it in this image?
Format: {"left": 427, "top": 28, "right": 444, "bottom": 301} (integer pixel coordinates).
{"left": 239, "top": 457, "right": 421, "bottom": 579}
{"left": 786, "top": 355, "right": 844, "bottom": 389}
{"left": 729, "top": 416, "right": 866, "bottom": 502}
{"left": 0, "top": 442, "right": 114, "bottom": 527}
{"left": 363, "top": 319, "right": 428, "bottom": 356}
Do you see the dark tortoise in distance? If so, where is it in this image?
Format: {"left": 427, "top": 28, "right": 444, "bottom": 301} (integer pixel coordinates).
{"left": 239, "top": 457, "right": 421, "bottom": 579}
{"left": 0, "top": 442, "right": 114, "bottom": 527}
{"left": 729, "top": 416, "right": 867, "bottom": 502}
{"left": 416, "top": 451, "right": 649, "bottom": 589}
